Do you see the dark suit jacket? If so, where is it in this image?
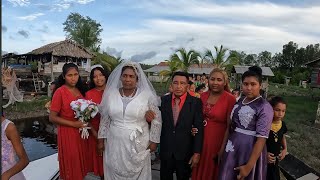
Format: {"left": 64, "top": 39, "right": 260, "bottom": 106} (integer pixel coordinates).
{"left": 160, "top": 93, "right": 204, "bottom": 161}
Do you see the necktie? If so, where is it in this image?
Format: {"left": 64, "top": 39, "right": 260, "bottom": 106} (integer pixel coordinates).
{"left": 173, "top": 97, "right": 181, "bottom": 126}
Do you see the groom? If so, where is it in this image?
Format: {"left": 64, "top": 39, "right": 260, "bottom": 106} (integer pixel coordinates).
{"left": 159, "top": 71, "right": 204, "bottom": 180}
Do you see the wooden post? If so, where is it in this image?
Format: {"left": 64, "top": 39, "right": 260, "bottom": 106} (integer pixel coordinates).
{"left": 51, "top": 55, "right": 54, "bottom": 82}
{"left": 316, "top": 101, "right": 320, "bottom": 128}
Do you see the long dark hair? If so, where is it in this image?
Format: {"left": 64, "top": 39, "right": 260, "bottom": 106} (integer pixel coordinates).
{"left": 89, "top": 67, "right": 109, "bottom": 89}
{"left": 53, "top": 63, "right": 87, "bottom": 96}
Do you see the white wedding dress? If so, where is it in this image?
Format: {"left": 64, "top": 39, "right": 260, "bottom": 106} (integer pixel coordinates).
{"left": 98, "top": 88, "right": 162, "bottom": 180}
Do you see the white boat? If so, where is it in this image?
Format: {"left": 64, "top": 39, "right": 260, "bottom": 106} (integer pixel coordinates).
{"left": 22, "top": 153, "right": 59, "bottom": 180}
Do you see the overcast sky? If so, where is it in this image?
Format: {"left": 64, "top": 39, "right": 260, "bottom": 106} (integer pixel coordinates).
{"left": 2, "top": 0, "right": 320, "bottom": 64}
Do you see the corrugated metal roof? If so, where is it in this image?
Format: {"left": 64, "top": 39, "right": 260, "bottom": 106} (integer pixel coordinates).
{"left": 232, "top": 65, "right": 274, "bottom": 76}
{"left": 144, "top": 66, "right": 169, "bottom": 73}
{"left": 305, "top": 57, "right": 320, "bottom": 66}
{"left": 144, "top": 66, "right": 213, "bottom": 74}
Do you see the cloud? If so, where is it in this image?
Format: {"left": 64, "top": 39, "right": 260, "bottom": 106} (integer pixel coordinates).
{"left": 62, "top": 0, "right": 95, "bottom": 5}
{"left": 3, "top": 0, "right": 320, "bottom": 64}
{"left": 17, "top": 30, "right": 29, "bottom": 38}
{"left": 104, "top": 17, "right": 317, "bottom": 64}
{"left": 105, "top": 47, "right": 122, "bottom": 58}
{"left": 38, "top": 34, "right": 65, "bottom": 44}
{"left": 2, "top": 26, "right": 7, "bottom": 32}
{"left": 186, "top": 37, "right": 195, "bottom": 44}
{"left": 7, "top": 0, "right": 30, "bottom": 7}
{"left": 38, "top": 25, "right": 49, "bottom": 33}
{"left": 137, "top": 1, "right": 320, "bottom": 36}
{"left": 17, "top": 13, "right": 45, "bottom": 21}
{"left": 130, "top": 51, "right": 157, "bottom": 62}
{"left": 100, "top": 1, "right": 320, "bottom": 64}
{"left": 9, "top": 36, "right": 15, "bottom": 40}
{"left": 2, "top": 51, "right": 8, "bottom": 55}
{"left": 36, "top": 0, "right": 94, "bottom": 11}
{"left": 35, "top": 2, "right": 71, "bottom": 12}
{"left": 52, "top": 3, "right": 72, "bottom": 11}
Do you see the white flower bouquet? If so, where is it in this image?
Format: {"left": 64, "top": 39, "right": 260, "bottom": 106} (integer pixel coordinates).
{"left": 70, "top": 99, "right": 99, "bottom": 139}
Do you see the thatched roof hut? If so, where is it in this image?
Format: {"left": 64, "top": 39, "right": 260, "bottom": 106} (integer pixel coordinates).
{"left": 19, "top": 39, "right": 95, "bottom": 81}
{"left": 28, "top": 39, "right": 94, "bottom": 59}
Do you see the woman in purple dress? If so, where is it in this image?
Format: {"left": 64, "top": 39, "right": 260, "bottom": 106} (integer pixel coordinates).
{"left": 218, "top": 66, "right": 274, "bottom": 180}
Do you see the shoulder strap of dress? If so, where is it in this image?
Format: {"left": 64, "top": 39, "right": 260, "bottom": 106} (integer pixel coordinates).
{"left": 3, "top": 119, "right": 13, "bottom": 131}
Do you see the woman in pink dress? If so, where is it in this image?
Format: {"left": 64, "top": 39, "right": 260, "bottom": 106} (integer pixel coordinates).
{"left": 49, "top": 63, "right": 89, "bottom": 180}
{"left": 85, "top": 65, "right": 109, "bottom": 178}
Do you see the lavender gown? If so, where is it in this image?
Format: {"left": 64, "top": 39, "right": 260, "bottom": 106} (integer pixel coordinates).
{"left": 218, "top": 96, "right": 273, "bottom": 180}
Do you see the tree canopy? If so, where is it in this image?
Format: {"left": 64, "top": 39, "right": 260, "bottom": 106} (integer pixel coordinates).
{"left": 63, "top": 12, "right": 103, "bottom": 52}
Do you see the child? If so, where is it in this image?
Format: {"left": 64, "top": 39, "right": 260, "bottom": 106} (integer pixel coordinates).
{"left": 188, "top": 81, "right": 200, "bottom": 98}
{"left": 1, "top": 110, "right": 29, "bottom": 180}
{"left": 232, "top": 88, "right": 241, "bottom": 102}
{"left": 266, "top": 96, "right": 288, "bottom": 180}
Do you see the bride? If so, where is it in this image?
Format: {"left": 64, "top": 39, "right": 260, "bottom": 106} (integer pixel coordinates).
{"left": 98, "top": 61, "right": 162, "bottom": 180}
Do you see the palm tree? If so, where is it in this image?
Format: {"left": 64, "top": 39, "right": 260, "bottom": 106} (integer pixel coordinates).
{"left": 159, "top": 59, "right": 182, "bottom": 84}
{"left": 198, "top": 53, "right": 210, "bottom": 68}
{"left": 224, "top": 50, "right": 241, "bottom": 73}
{"left": 170, "top": 48, "right": 200, "bottom": 72}
{"left": 205, "top": 45, "right": 228, "bottom": 68}
{"left": 92, "top": 52, "right": 120, "bottom": 72}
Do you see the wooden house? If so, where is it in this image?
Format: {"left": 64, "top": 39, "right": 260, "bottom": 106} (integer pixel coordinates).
{"left": 5, "top": 40, "right": 94, "bottom": 81}
{"left": 305, "top": 58, "right": 320, "bottom": 88}
{"left": 2, "top": 40, "right": 94, "bottom": 93}
{"left": 27, "top": 39, "right": 94, "bottom": 81}
{"left": 144, "top": 62, "right": 215, "bottom": 82}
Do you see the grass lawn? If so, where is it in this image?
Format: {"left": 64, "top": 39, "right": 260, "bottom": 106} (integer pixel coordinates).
{"left": 284, "top": 96, "right": 320, "bottom": 171}
{"left": 4, "top": 95, "right": 49, "bottom": 113}
{"left": 268, "top": 83, "right": 320, "bottom": 98}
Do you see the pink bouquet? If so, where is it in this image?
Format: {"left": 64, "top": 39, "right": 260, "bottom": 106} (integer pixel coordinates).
{"left": 70, "top": 99, "right": 99, "bottom": 139}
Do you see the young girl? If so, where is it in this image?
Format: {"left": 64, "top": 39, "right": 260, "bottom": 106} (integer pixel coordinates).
{"left": 85, "top": 65, "right": 108, "bottom": 178}
{"left": 266, "top": 96, "right": 288, "bottom": 180}
{"left": 49, "top": 63, "right": 89, "bottom": 180}
{"left": 218, "top": 66, "right": 274, "bottom": 180}
{"left": 188, "top": 81, "right": 200, "bottom": 98}
{"left": 1, "top": 111, "right": 29, "bottom": 180}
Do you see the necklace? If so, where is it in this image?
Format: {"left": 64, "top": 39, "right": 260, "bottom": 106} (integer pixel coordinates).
{"left": 121, "top": 88, "right": 136, "bottom": 98}
{"left": 273, "top": 131, "right": 279, "bottom": 142}
{"left": 242, "top": 95, "right": 262, "bottom": 105}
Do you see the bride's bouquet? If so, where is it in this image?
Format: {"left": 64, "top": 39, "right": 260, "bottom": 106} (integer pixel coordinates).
{"left": 70, "top": 99, "right": 99, "bottom": 139}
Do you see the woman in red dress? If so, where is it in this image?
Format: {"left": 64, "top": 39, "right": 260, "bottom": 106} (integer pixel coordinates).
{"left": 192, "top": 68, "right": 236, "bottom": 180}
{"left": 49, "top": 63, "right": 89, "bottom": 180}
{"left": 85, "top": 65, "right": 109, "bottom": 178}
